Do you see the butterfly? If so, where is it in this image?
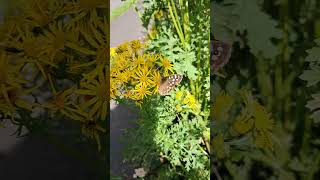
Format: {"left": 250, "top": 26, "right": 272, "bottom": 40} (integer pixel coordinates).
{"left": 158, "top": 74, "right": 183, "bottom": 96}
{"left": 211, "top": 40, "right": 232, "bottom": 73}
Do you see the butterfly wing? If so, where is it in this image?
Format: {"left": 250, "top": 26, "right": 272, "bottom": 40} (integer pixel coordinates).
{"left": 158, "top": 74, "right": 183, "bottom": 96}
{"left": 211, "top": 40, "right": 232, "bottom": 73}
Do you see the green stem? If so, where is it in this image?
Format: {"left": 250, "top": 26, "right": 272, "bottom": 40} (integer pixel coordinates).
{"left": 171, "top": 0, "right": 184, "bottom": 40}
{"left": 274, "top": 62, "right": 283, "bottom": 120}
{"left": 195, "top": 46, "right": 201, "bottom": 100}
{"left": 279, "top": 0, "right": 290, "bottom": 126}
{"left": 255, "top": 55, "right": 273, "bottom": 110}
{"left": 283, "top": 72, "right": 295, "bottom": 120}
{"left": 190, "top": 80, "right": 196, "bottom": 96}
{"left": 180, "top": 0, "right": 190, "bottom": 44}
{"left": 167, "top": 0, "right": 185, "bottom": 48}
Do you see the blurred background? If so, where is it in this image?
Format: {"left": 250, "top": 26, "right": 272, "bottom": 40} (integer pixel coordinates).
{"left": 0, "top": 0, "right": 144, "bottom": 179}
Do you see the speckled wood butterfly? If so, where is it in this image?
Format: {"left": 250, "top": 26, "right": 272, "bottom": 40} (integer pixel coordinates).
{"left": 158, "top": 74, "right": 183, "bottom": 96}
{"left": 211, "top": 40, "right": 232, "bottom": 73}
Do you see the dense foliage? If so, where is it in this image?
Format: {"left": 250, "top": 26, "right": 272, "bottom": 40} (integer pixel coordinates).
{"left": 111, "top": 0, "right": 210, "bottom": 179}
{"left": 212, "top": 0, "right": 320, "bottom": 179}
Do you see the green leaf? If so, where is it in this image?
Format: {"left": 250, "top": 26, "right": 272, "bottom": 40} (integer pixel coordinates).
{"left": 299, "top": 66, "right": 320, "bottom": 87}
{"left": 110, "top": 0, "right": 137, "bottom": 22}
{"left": 174, "top": 51, "right": 197, "bottom": 80}
{"left": 226, "top": 76, "right": 240, "bottom": 96}
{"left": 212, "top": 0, "right": 282, "bottom": 59}
{"left": 305, "top": 47, "right": 320, "bottom": 62}
{"left": 234, "top": 0, "right": 282, "bottom": 59}
{"left": 211, "top": 1, "right": 238, "bottom": 42}
{"left": 306, "top": 93, "right": 320, "bottom": 123}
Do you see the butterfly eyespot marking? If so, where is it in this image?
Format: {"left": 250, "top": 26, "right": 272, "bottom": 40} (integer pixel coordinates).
{"left": 211, "top": 40, "right": 232, "bottom": 73}
{"left": 213, "top": 50, "right": 221, "bottom": 56}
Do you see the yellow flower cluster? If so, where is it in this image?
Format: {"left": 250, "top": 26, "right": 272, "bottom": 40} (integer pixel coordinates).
{"left": 175, "top": 89, "right": 200, "bottom": 112}
{"left": 0, "top": 0, "right": 108, "bottom": 151}
{"left": 0, "top": 51, "right": 36, "bottom": 120}
{"left": 110, "top": 40, "right": 175, "bottom": 102}
{"left": 212, "top": 90, "right": 274, "bottom": 151}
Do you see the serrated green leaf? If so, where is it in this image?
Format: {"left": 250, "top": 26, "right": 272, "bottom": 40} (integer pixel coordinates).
{"left": 299, "top": 66, "right": 320, "bottom": 87}
{"left": 306, "top": 93, "right": 320, "bottom": 123}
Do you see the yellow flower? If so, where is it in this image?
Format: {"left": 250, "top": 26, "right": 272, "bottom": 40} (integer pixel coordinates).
{"left": 110, "top": 67, "right": 118, "bottom": 78}
{"left": 109, "top": 41, "right": 180, "bottom": 105}
{"left": 159, "top": 57, "right": 174, "bottom": 76}
{"left": 183, "top": 92, "right": 198, "bottom": 110}
{"left": 233, "top": 115, "right": 254, "bottom": 135}
{"left": 0, "top": 53, "right": 26, "bottom": 87}
{"left": 0, "top": 53, "right": 28, "bottom": 107}
{"left": 81, "top": 118, "right": 106, "bottom": 151}
{"left": 76, "top": 69, "right": 108, "bottom": 120}
{"left": 41, "top": 21, "right": 77, "bottom": 62}
{"left": 12, "top": 29, "right": 57, "bottom": 80}
{"left": 132, "top": 84, "right": 152, "bottom": 100}
{"left": 150, "top": 70, "right": 161, "bottom": 94}
{"left": 253, "top": 101, "right": 274, "bottom": 131}
{"left": 110, "top": 78, "right": 118, "bottom": 100}
{"left": 69, "top": 110, "right": 106, "bottom": 152}
{"left": 116, "top": 41, "right": 130, "bottom": 54}
{"left": 145, "top": 54, "right": 158, "bottom": 67}
{"left": 0, "top": 88, "right": 36, "bottom": 118}
{"left": 65, "top": 0, "right": 107, "bottom": 28}
{"left": 0, "top": 52, "right": 36, "bottom": 119}
{"left": 132, "top": 54, "right": 146, "bottom": 68}
{"left": 0, "top": 79, "right": 41, "bottom": 122}
{"left": 212, "top": 92, "right": 234, "bottom": 121}
{"left": 78, "top": 20, "right": 108, "bottom": 66}
{"left": 110, "top": 47, "right": 117, "bottom": 57}
{"left": 175, "top": 90, "right": 184, "bottom": 100}
{"left": 0, "top": 16, "right": 26, "bottom": 41}
{"left": 0, "top": 99, "right": 16, "bottom": 120}
{"left": 41, "top": 87, "right": 86, "bottom": 120}
{"left": 252, "top": 101, "right": 274, "bottom": 150}
{"left": 132, "top": 65, "right": 153, "bottom": 87}
{"left": 154, "top": 9, "right": 164, "bottom": 19}
{"left": 130, "top": 40, "right": 144, "bottom": 53}
{"left": 176, "top": 104, "right": 182, "bottom": 112}
{"left": 21, "top": 0, "right": 58, "bottom": 27}
{"left": 117, "top": 51, "right": 131, "bottom": 59}
{"left": 123, "top": 89, "right": 133, "bottom": 99}
{"left": 66, "top": 59, "right": 83, "bottom": 75}
{"left": 114, "top": 54, "right": 129, "bottom": 71}
{"left": 116, "top": 69, "right": 132, "bottom": 85}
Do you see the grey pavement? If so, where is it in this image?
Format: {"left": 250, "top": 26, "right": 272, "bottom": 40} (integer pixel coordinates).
{"left": 0, "top": 120, "right": 106, "bottom": 180}
{"left": 110, "top": 0, "right": 144, "bottom": 178}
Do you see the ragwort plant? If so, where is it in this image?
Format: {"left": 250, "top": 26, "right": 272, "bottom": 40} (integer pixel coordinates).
{"left": 0, "top": 0, "right": 108, "bottom": 161}
{"left": 110, "top": 0, "right": 210, "bottom": 179}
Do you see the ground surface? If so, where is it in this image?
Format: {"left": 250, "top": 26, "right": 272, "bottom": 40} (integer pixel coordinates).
{"left": 110, "top": 0, "right": 144, "bottom": 178}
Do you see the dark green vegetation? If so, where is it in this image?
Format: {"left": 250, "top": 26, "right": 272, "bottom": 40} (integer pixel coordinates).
{"left": 212, "top": 0, "right": 320, "bottom": 179}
